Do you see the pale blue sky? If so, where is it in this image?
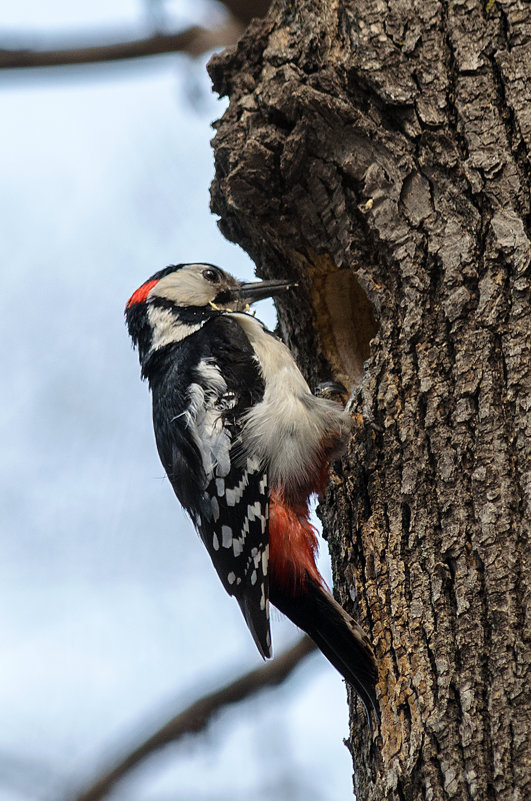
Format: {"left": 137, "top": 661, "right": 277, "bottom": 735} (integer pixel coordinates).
{"left": 0, "top": 3, "right": 353, "bottom": 799}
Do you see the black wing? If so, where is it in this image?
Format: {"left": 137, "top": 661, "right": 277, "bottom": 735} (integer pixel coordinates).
{"left": 200, "top": 451, "right": 271, "bottom": 657}
{"left": 152, "top": 316, "right": 272, "bottom": 657}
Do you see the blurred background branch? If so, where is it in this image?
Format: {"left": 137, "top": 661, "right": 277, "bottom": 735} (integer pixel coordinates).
{"left": 0, "top": 0, "right": 271, "bottom": 70}
{"left": 70, "top": 637, "right": 317, "bottom": 801}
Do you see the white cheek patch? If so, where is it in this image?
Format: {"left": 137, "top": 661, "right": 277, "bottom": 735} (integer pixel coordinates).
{"left": 147, "top": 304, "right": 203, "bottom": 351}
{"left": 150, "top": 265, "right": 219, "bottom": 307}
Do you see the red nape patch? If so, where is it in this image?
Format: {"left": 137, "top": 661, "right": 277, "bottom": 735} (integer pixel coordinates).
{"left": 126, "top": 279, "right": 159, "bottom": 309}
{"left": 269, "top": 490, "right": 326, "bottom": 595}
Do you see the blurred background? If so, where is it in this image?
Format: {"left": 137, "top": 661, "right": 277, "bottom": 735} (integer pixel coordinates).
{"left": 0, "top": 2, "right": 353, "bottom": 799}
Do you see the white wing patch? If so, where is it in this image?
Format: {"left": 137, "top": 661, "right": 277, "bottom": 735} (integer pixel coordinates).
{"left": 181, "top": 357, "right": 271, "bottom": 657}
{"left": 183, "top": 358, "right": 235, "bottom": 480}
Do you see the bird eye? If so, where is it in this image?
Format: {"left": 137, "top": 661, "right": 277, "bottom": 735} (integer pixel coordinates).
{"left": 202, "top": 268, "right": 221, "bottom": 284}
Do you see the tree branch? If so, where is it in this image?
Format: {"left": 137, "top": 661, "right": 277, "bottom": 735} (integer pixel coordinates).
{"left": 0, "top": 0, "right": 273, "bottom": 72}
{"left": 0, "top": 22, "right": 244, "bottom": 70}
{"left": 68, "top": 637, "right": 317, "bottom": 801}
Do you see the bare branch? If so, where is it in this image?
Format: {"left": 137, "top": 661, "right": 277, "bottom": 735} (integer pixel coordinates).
{"left": 0, "top": 22, "right": 244, "bottom": 70}
{"left": 0, "top": 0, "right": 273, "bottom": 72}
{"left": 68, "top": 637, "right": 317, "bottom": 801}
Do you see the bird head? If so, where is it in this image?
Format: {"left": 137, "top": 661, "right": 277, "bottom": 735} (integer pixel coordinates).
{"left": 125, "top": 262, "right": 296, "bottom": 375}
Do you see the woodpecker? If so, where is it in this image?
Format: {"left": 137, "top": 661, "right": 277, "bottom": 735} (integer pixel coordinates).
{"left": 125, "top": 262, "right": 378, "bottom": 722}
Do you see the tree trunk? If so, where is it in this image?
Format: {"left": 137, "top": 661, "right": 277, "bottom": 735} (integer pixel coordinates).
{"left": 208, "top": 1, "right": 531, "bottom": 799}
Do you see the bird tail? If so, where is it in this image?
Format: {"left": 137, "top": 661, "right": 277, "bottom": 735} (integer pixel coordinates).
{"left": 270, "top": 577, "right": 379, "bottom": 725}
{"left": 268, "top": 492, "right": 379, "bottom": 726}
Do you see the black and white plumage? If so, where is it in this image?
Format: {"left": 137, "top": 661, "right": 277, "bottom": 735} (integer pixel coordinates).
{"left": 126, "top": 262, "right": 379, "bottom": 723}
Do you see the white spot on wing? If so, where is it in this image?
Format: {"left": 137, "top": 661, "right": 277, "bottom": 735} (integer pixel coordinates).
{"left": 225, "top": 478, "right": 247, "bottom": 507}
{"left": 247, "top": 456, "right": 261, "bottom": 472}
{"left": 221, "top": 525, "right": 233, "bottom": 548}
{"left": 262, "top": 544, "right": 269, "bottom": 575}
{"left": 246, "top": 501, "right": 262, "bottom": 521}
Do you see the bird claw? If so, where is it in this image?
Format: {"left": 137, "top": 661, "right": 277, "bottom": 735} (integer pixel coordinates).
{"left": 313, "top": 381, "right": 349, "bottom": 405}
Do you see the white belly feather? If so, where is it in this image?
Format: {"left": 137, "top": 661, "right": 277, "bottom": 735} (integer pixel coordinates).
{"left": 231, "top": 313, "right": 351, "bottom": 492}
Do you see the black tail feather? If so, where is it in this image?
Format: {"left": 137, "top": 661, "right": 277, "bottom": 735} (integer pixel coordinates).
{"left": 271, "top": 578, "right": 379, "bottom": 726}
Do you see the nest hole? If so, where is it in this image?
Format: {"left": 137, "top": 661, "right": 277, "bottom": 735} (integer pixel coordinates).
{"left": 305, "top": 254, "right": 379, "bottom": 391}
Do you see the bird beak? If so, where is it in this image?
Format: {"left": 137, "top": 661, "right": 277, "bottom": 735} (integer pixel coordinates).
{"left": 232, "top": 278, "right": 297, "bottom": 304}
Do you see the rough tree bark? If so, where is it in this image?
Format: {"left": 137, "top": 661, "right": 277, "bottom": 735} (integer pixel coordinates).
{"left": 208, "top": 1, "right": 530, "bottom": 799}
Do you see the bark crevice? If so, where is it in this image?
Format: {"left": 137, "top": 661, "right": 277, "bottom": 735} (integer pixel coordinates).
{"left": 208, "top": 2, "right": 531, "bottom": 798}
